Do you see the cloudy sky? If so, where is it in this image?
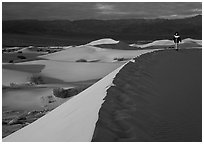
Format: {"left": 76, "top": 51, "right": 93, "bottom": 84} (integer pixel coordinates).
{"left": 2, "top": 2, "right": 202, "bottom": 20}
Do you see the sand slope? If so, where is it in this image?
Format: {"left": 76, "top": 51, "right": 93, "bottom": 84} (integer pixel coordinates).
{"left": 3, "top": 49, "right": 158, "bottom": 142}
{"left": 130, "top": 38, "right": 202, "bottom": 48}
{"left": 40, "top": 45, "right": 158, "bottom": 62}
{"left": 92, "top": 49, "right": 202, "bottom": 142}
{"left": 2, "top": 69, "right": 32, "bottom": 86}
{"left": 3, "top": 61, "right": 128, "bottom": 142}
{"left": 94, "top": 41, "right": 137, "bottom": 50}
{"left": 9, "top": 60, "right": 124, "bottom": 82}
{"left": 16, "top": 47, "right": 47, "bottom": 54}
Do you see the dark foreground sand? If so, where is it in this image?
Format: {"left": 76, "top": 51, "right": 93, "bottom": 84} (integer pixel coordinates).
{"left": 92, "top": 49, "right": 202, "bottom": 142}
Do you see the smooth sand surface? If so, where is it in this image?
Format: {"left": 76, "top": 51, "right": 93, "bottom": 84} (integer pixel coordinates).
{"left": 2, "top": 69, "right": 32, "bottom": 86}
{"left": 40, "top": 45, "right": 158, "bottom": 62}
{"left": 3, "top": 48, "right": 158, "bottom": 142}
{"left": 130, "top": 38, "right": 201, "bottom": 48}
{"left": 95, "top": 41, "right": 137, "bottom": 50}
{"left": 2, "top": 52, "right": 45, "bottom": 63}
{"left": 3, "top": 61, "right": 128, "bottom": 142}
{"left": 3, "top": 87, "right": 53, "bottom": 110}
{"left": 3, "top": 64, "right": 45, "bottom": 73}
{"left": 92, "top": 49, "right": 202, "bottom": 142}
{"left": 14, "top": 60, "right": 124, "bottom": 82}
{"left": 3, "top": 60, "right": 125, "bottom": 83}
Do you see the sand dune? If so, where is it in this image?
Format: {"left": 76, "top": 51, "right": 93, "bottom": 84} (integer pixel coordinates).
{"left": 2, "top": 69, "right": 32, "bottom": 86}
{"left": 16, "top": 47, "right": 47, "bottom": 54}
{"left": 3, "top": 87, "right": 53, "bottom": 110}
{"left": 92, "top": 49, "right": 202, "bottom": 142}
{"left": 3, "top": 49, "right": 158, "bottom": 142}
{"left": 4, "top": 60, "right": 124, "bottom": 82}
{"left": 3, "top": 60, "right": 128, "bottom": 142}
{"left": 130, "top": 39, "right": 174, "bottom": 48}
{"left": 87, "top": 38, "right": 119, "bottom": 46}
{"left": 40, "top": 45, "right": 158, "bottom": 62}
{"left": 3, "top": 60, "right": 123, "bottom": 86}
{"left": 130, "top": 38, "right": 201, "bottom": 48}
{"left": 93, "top": 41, "right": 137, "bottom": 50}
{"left": 182, "top": 38, "right": 202, "bottom": 45}
{"left": 3, "top": 46, "right": 158, "bottom": 84}
{"left": 3, "top": 37, "right": 201, "bottom": 142}
{"left": 3, "top": 64, "right": 45, "bottom": 73}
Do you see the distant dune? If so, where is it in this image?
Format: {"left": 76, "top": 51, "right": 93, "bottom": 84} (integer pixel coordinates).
{"left": 2, "top": 69, "right": 32, "bottom": 86}
{"left": 40, "top": 44, "right": 157, "bottom": 62}
{"left": 94, "top": 41, "right": 137, "bottom": 50}
{"left": 87, "top": 38, "right": 119, "bottom": 46}
{"left": 92, "top": 49, "right": 202, "bottom": 142}
{"left": 2, "top": 39, "right": 159, "bottom": 86}
{"left": 130, "top": 38, "right": 202, "bottom": 49}
{"left": 86, "top": 38, "right": 136, "bottom": 50}
{"left": 3, "top": 60, "right": 124, "bottom": 83}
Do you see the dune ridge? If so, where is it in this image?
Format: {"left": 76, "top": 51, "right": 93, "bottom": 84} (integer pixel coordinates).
{"left": 40, "top": 45, "right": 159, "bottom": 62}
{"left": 130, "top": 38, "right": 202, "bottom": 48}
{"left": 87, "top": 38, "right": 119, "bottom": 46}
{"left": 92, "top": 49, "right": 202, "bottom": 142}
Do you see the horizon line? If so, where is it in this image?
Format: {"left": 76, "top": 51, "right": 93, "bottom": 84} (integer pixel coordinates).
{"left": 2, "top": 14, "right": 201, "bottom": 21}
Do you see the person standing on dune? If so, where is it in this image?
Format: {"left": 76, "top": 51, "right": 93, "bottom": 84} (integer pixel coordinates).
{"left": 173, "top": 32, "right": 182, "bottom": 51}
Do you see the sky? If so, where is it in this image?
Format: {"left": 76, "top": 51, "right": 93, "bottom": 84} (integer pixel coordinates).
{"left": 2, "top": 2, "right": 202, "bottom": 20}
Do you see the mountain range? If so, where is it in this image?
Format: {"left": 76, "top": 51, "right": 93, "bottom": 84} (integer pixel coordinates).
{"left": 2, "top": 15, "right": 202, "bottom": 46}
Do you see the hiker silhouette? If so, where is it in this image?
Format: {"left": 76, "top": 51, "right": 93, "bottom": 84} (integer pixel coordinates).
{"left": 173, "top": 32, "right": 181, "bottom": 50}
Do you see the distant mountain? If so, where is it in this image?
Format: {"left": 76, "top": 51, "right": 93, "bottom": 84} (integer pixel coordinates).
{"left": 2, "top": 15, "right": 202, "bottom": 46}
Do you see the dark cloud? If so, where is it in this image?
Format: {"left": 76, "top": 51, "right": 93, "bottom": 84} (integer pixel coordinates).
{"left": 2, "top": 2, "right": 202, "bottom": 20}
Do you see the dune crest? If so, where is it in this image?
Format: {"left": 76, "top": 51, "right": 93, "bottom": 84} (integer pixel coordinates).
{"left": 92, "top": 49, "right": 202, "bottom": 142}
{"left": 40, "top": 45, "right": 159, "bottom": 62}
{"left": 130, "top": 38, "right": 202, "bottom": 48}
{"left": 87, "top": 38, "right": 119, "bottom": 46}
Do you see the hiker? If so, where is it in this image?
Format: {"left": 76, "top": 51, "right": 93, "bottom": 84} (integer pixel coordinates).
{"left": 173, "top": 32, "right": 181, "bottom": 51}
